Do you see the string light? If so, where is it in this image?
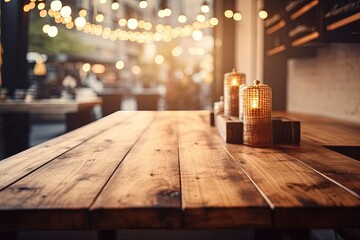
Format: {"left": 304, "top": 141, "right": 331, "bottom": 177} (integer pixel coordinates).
{"left": 111, "top": 0, "right": 120, "bottom": 10}
{"left": 48, "top": 26, "right": 58, "bottom": 37}
{"left": 259, "top": 10, "right": 268, "bottom": 19}
{"left": 38, "top": 3, "right": 46, "bottom": 10}
{"left": 178, "top": 14, "right": 187, "bottom": 23}
{"left": 127, "top": 18, "right": 138, "bottom": 30}
{"left": 60, "top": 6, "right": 72, "bottom": 18}
{"left": 42, "top": 24, "right": 51, "bottom": 33}
{"left": 233, "top": 12, "right": 242, "bottom": 21}
{"left": 50, "top": 0, "right": 62, "bottom": 12}
{"left": 224, "top": 10, "right": 233, "bottom": 18}
{"left": 115, "top": 60, "right": 125, "bottom": 70}
{"left": 139, "top": 0, "right": 148, "bottom": 9}
{"left": 192, "top": 30, "right": 203, "bottom": 41}
{"left": 95, "top": 12, "right": 104, "bottom": 23}
{"left": 26, "top": 1, "right": 219, "bottom": 43}
{"left": 75, "top": 16, "right": 87, "bottom": 28}
{"left": 197, "top": 14, "right": 206, "bottom": 23}
{"left": 79, "top": 9, "right": 87, "bottom": 17}
{"left": 200, "top": 1, "right": 210, "bottom": 13}
{"left": 132, "top": 65, "right": 141, "bottom": 75}
{"left": 154, "top": 55, "right": 164, "bottom": 64}
{"left": 39, "top": 9, "right": 47, "bottom": 18}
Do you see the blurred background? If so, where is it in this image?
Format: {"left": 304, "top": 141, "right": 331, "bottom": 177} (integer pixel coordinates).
{"left": 0, "top": 0, "right": 359, "bottom": 159}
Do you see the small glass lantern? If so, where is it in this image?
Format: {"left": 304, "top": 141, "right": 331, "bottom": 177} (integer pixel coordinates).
{"left": 243, "top": 80, "right": 273, "bottom": 147}
{"left": 224, "top": 69, "right": 246, "bottom": 117}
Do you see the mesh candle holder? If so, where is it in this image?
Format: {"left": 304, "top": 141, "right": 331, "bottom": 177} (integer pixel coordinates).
{"left": 224, "top": 69, "right": 246, "bottom": 117}
{"left": 243, "top": 80, "right": 273, "bottom": 147}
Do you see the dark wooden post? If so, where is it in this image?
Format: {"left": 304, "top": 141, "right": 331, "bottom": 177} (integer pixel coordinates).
{"left": 1, "top": 0, "right": 30, "bottom": 158}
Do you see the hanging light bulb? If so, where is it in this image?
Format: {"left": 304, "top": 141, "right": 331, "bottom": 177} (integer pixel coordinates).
{"left": 192, "top": 30, "right": 203, "bottom": 41}
{"left": 60, "top": 6, "right": 72, "bottom": 18}
{"left": 233, "top": 12, "right": 242, "bottom": 21}
{"left": 42, "top": 24, "right": 51, "bottom": 33}
{"left": 163, "top": 8, "right": 172, "bottom": 17}
{"left": 224, "top": 10, "right": 233, "bottom": 18}
{"left": 259, "top": 10, "right": 268, "bottom": 19}
{"left": 197, "top": 14, "right": 206, "bottom": 22}
{"left": 37, "top": 2, "right": 45, "bottom": 10}
{"left": 112, "top": 0, "right": 120, "bottom": 10}
{"left": 200, "top": 0, "right": 209, "bottom": 13}
{"left": 50, "top": 0, "right": 62, "bottom": 12}
{"left": 96, "top": 12, "right": 104, "bottom": 22}
{"left": 127, "top": 18, "right": 138, "bottom": 30}
{"left": 139, "top": 0, "right": 148, "bottom": 9}
{"left": 178, "top": 14, "right": 187, "bottom": 23}
{"left": 75, "top": 16, "right": 87, "bottom": 28}
{"left": 79, "top": 9, "right": 87, "bottom": 17}
{"left": 48, "top": 26, "right": 58, "bottom": 37}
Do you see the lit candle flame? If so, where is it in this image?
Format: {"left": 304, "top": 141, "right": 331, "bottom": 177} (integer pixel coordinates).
{"left": 231, "top": 78, "right": 237, "bottom": 86}
{"left": 251, "top": 98, "right": 259, "bottom": 108}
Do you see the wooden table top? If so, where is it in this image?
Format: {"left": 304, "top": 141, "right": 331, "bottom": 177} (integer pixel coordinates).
{"left": 0, "top": 98, "right": 102, "bottom": 114}
{"left": 0, "top": 111, "right": 359, "bottom": 231}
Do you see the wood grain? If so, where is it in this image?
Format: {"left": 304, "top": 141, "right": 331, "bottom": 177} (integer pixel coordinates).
{"left": 0, "top": 111, "right": 155, "bottom": 230}
{"left": 0, "top": 111, "right": 135, "bottom": 190}
{"left": 91, "top": 111, "right": 181, "bottom": 229}
{"left": 273, "top": 112, "right": 360, "bottom": 146}
{"left": 179, "top": 111, "right": 271, "bottom": 228}
{"left": 223, "top": 143, "right": 360, "bottom": 229}
{"left": 276, "top": 140, "right": 360, "bottom": 194}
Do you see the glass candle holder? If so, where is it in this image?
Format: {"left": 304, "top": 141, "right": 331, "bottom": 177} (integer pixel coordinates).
{"left": 243, "top": 80, "right": 273, "bottom": 147}
{"left": 224, "top": 69, "right": 246, "bottom": 117}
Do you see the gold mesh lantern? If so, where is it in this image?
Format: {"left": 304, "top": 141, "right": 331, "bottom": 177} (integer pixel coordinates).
{"left": 224, "top": 69, "right": 246, "bottom": 117}
{"left": 243, "top": 80, "right": 273, "bottom": 147}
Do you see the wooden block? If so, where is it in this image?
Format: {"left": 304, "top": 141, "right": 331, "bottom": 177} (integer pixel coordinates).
{"left": 215, "top": 115, "right": 243, "bottom": 144}
{"left": 214, "top": 114, "right": 301, "bottom": 145}
{"left": 272, "top": 118, "right": 283, "bottom": 144}
{"left": 282, "top": 120, "right": 301, "bottom": 144}
{"left": 210, "top": 111, "right": 215, "bottom": 127}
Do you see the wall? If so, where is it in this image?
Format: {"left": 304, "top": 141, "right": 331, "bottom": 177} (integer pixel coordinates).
{"left": 235, "top": 0, "right": 263, "bottom": 85}
{"left": 287, "top": 43, "right": 360, "bottom": 124}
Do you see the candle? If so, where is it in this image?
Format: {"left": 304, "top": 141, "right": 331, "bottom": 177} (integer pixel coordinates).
{"left": 223, "top": 69, "right": 246, "bottom": 117}
{"left": 243, "top": 80, "right": 273, "bottom": 147}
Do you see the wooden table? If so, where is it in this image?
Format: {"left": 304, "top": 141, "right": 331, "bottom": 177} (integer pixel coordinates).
{"left": 0, "top": 98, "right": 102, "bottom": 157}
{"left": 0, "top": 111, "right": 359, "bottom": 239}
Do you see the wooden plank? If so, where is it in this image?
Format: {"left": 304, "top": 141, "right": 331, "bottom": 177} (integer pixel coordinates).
{"left": 276, "top": 140, "right": 360, "bottom": 194}
{"left": 91, "top": 111, "right": 181, "bottom": 229}
{"left": 0, "top": 111, "right": 135, "bottom": 190}
{"left": 273, "top": 112, "right": 360, "bottom": 146}
{"left": 0, "top": 111, "right": 155, "bottom": 230}
{"left": 223, "top": 143, "right": 360, "bottom": 229}
{"left": 179, "top": 111, "right": 271, "bottom": 228}
{"left": 215, "top": 114, "right": 243, "bottom": 144}
{"left": 214, "top": 114, "right": 300, "bottom": 144}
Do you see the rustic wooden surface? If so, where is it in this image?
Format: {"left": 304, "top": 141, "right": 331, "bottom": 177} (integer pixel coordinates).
{"left": 91, "top": 112, "right": 181, "bottom": 229}
{"left": 179, "top": 112, "right": 270, "bottom": 228}
{"left": 0, "top": 111, "right": 359, "bottom": 231}
{"left": 272, "top": 111, "right": 360, "bottom": 146}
